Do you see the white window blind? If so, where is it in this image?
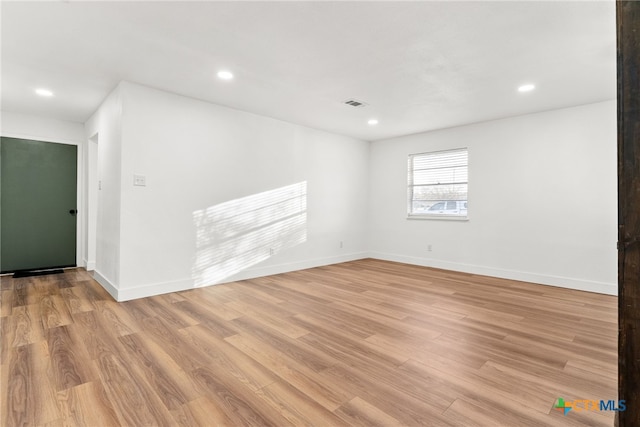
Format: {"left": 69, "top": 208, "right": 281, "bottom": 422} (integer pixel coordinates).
{"left": 408, "top": 148, "right": 468, "bottom": 218}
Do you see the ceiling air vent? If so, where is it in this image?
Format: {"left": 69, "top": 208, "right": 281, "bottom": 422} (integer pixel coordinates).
{"left": 343, "top": 99, "right": 367, "bottom": 107}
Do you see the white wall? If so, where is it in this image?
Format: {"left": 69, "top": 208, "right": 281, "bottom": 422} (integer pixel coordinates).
{"left": 85, "top": 135, "right": 98, "bottom": 271}
{"left": 4, "top": 96, "right": 618, "bottom": 298}
{"left": 369, "top": 100, "right": 617, "bottom": 294}
{"left": 97, "top": 82, "right": 368, "bottom": 300}
{"left": 0, "top": 111, "right": 87, "bottom": 269}
{"left": 1, "top": 111, "right": 85, "bottom": 145}
{"left": 84, "top": 86, "right": 124, "bottom": 299}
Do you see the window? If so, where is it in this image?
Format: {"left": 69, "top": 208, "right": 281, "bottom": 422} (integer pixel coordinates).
{"left": 408, "top": 148, "right": 468, "bottom": 218}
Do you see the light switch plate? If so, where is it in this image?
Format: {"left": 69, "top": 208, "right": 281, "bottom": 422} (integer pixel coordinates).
{"left": 133, "top": 174, "right": 146, "bottom": 186}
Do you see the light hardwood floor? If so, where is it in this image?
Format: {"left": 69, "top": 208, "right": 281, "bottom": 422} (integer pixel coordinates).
{"left": 1, "top": 259, "right": 617, "bottom": 426}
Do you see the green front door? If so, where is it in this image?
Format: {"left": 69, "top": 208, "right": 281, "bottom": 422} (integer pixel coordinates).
{"left": 1, "top": 137, "right": 78, "bottom": 273}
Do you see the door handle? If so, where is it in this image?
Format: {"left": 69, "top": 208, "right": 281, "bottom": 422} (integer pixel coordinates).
{"left": 69, "top": 209, "right": 77, "bottom": 216}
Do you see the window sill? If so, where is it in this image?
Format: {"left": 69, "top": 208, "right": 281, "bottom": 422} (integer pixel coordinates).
{"left": 407, "top": 215, "right": 469, "bottom": 221}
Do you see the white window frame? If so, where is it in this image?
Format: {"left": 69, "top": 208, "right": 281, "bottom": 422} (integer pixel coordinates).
{"left": 407, "top": 147, "right": 468, "bottom": 220}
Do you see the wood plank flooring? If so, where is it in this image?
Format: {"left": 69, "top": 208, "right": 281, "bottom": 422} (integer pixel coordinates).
{"left": 0, "top": 259, "right": 617, "bottom": 426}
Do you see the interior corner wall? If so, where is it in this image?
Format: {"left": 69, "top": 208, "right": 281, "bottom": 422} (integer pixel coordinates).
{"left": 83, "top": 85, "right": 124, "bottom": 299}
{"left": 368, "top": 100, "right": 617, "bottom": 295}
{"left": 2, "top": 92, "right": 618, "bottom": 301}
{"left": 114, "top": 82, "right": 369, "bottom": 300}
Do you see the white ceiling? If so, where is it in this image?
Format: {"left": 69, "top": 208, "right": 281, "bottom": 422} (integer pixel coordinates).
{"left": 1, "top": 1, "right": 616, "bottom": 141}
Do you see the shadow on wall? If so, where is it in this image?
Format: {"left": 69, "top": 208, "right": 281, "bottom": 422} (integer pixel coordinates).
{"left": 192, "top": 182, "right": 307, "bottom": 287}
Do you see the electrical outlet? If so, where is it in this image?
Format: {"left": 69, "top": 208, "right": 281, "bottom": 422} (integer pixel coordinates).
{"left": 133, "top": 174, "right": 146, "bottom": 187}
{"left": 270, "top": 248, "right": 275, "bottom": 255}
{"left": 340, "top": 241, "right": 343, "bottom": 248}
{"left": 428, "top": 244, "right": 432, "bottom": 252}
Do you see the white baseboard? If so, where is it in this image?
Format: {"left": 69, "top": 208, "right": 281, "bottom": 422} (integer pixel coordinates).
{"left": 92, "top": 270, "right": 119, "bottom": 301}
{"left": 367, "top": 251, "right": 617, "bottom": 296}
{"left": 224, "top": 252, "right": 368, "bottom": 283}
{"left": 116, "top": 277, "right": 196, "bottom": 302}
{"left": 92, "top": 250, "right": 615, "bottom": 301}
{"left": 113, "top": 252, "right": 368, "bottom": 302}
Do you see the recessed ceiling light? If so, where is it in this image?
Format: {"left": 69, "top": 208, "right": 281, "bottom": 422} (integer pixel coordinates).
{"left": 368, "top": 119, "right": 379, "bottom": 125}
{"left": 35, "top": 88, "right": 54, "bottom": 97}
{"left": 217, "top": 70, "right": 234, "bottom": 80}
{"left": 518, "top": 84, "right": 535, "bottom": 93}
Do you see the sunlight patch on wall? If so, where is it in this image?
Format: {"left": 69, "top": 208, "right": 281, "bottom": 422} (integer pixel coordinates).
{"left": 192, "top": 182, "right": 307, "bottom": 287}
